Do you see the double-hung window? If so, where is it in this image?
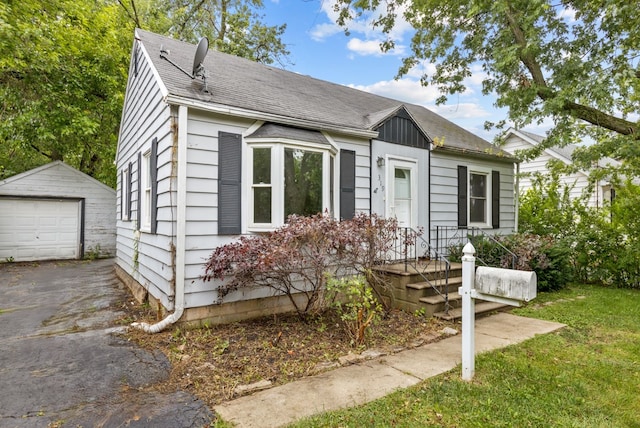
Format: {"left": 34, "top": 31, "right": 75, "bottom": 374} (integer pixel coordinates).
{"left": 247, "top": 141, "right": 335, "bottom": 230}
{"left": 141, "top": 150, "right": 152, "bottom": 230}
{"left": 121, "top": 167, "right": 129, "bottom": 220}
{"left": 458, "top": 165, "right": 500, "bottom": 229}
{"left": 469, "top": 171, "right": 489, "bottom": 225}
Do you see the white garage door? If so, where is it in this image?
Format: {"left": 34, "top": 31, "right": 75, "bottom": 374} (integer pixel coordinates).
{"left": 0, "top": 198, "right": 81, "bottom": 262}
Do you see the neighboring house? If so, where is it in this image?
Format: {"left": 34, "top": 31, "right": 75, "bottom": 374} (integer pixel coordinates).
{"left": 115, "top": 29, "right": 517, "bottom": 328}
{"left": 502, "top": 128, "right": 620, "bottom": 208}
{"left": 0, "top": 161, "right": 116, "bottom": 262}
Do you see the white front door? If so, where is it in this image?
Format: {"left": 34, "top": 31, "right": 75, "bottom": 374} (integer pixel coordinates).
{"left": 386, "top": 159, "right": 417, "bottom": 229}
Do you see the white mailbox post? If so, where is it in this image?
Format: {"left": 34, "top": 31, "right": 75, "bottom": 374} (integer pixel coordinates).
{"left": 459, "top": 242, "right": 537, "bottom": 381}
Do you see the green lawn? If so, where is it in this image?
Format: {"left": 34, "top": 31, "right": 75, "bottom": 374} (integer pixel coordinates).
{"left": 290, "top": 285, "right": 640, "bottom": 427}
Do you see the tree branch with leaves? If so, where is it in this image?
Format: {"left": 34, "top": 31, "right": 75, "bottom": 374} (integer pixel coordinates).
{"left": 335, "top": 0, "right": 639, "bottom": 170}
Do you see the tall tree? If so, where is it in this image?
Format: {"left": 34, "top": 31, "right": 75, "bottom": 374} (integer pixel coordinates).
{"left": 119, "top": 0, "right": 289, "bottom": 66}
{"left": 0, "top": 0, "right": 131, "bottom": 186}
{"left": 335, "top": 0, "right": 640, "bottom": 172}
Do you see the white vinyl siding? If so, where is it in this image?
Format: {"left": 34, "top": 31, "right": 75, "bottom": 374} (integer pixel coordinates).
{"left": 502, "top": 132, "right": 605, "bottom": 208}
{"left": 430, "top": 151, "right": 515, "bottom": 237}
{"left": 115, "top": 38, "right": 174, "bottom": 309}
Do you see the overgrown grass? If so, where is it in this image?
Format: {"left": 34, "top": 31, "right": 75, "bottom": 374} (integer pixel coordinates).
{"left": 288, "top": 285, "right": 640, "bottom": 427}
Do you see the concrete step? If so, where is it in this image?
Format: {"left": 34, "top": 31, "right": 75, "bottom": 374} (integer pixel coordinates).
{"left": 433, "top": 301, "right": 509, "bottom": 322}
{"left": 407, "top": 276, "right": 462, "bottom": 291}
{"left": 419, "top": 291, "right": 460, "bottom": 305}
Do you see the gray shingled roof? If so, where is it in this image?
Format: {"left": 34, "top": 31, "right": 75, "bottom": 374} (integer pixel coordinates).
{"left": 518, "top": 129, "right": 574, "bottom": 160}
{"left": 137, "top": 29, "right": 511, "bottom": 159}
{"left": 246, "top": 123, "right": 329, "bottom": 146}
{"left": 515, "top": 129, "right": 620, "bottom": 168}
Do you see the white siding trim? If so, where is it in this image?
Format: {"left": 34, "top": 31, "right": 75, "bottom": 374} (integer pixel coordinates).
{"left": 176, "top": 105, "right": 188, "bottom": 312}
{"left": 135, "top": 29, "right": 169, "bottom": 98}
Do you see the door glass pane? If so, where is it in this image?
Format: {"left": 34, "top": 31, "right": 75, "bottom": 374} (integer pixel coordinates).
{"left": 284, "top": 148, "right": 323, "bottom": 219}
{"left": 393, "top": 167, "right": 412, "bottom": 227}
{"left": 253, "top": 187, "right": 272, "bottom": 223}
{"left": 394, "top": 168, "right": 411, "bottom": 199}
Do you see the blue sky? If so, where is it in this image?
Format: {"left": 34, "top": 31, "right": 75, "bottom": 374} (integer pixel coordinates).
{"left": 260, "top": 0, "right": 552, "bottom": 143}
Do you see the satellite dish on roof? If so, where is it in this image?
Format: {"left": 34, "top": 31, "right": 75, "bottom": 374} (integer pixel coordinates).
{"left": 159, "top": 36, "right": 210, "bottom": 93}
{"left": 192, "top": 37, "right": 209, "bottom": 77}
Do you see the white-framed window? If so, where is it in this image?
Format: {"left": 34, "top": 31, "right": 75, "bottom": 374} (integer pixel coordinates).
{"left": 468, "top": 169, "right": 491, "bottom": 227}
{"left": 121, "top": 167, "right": 129, "bottom": 220}
{"left": 141, "top": 150, "right": 151, "bottom": 230}
{"left": 247, "top": 142, "right": 335, "bottom": 230}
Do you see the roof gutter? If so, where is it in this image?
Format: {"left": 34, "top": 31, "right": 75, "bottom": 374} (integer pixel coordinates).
{"left": 164, "top": 94, "right": 379, "bottom": 140}
{"left": 132, "top": 105, "right": 188, "bottom": 333}
{"left": 433, "top": 145, "right": 518, "bottom": 163}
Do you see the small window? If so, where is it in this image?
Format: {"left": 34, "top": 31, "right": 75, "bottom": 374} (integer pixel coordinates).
{"left": 121, "top": 168, "right": 129, "bottom": 220}
{"left": 469, "top": 172, "right": 487, "bottom": 224}
{"left": 141, "top": 150, "right": 151, "bottom": 229}
{"left": 252, "top": 147, "right": 272, "bottom": 224}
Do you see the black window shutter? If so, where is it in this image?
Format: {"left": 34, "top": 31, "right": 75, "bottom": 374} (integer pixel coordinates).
{"left": 457, "top": 165, "right": 467, "bottom": 228}
{"left": 340, "top": 149, "right": 356, "bottom": 220}
{"left": 218, "top": 132, "right": 242, "bottom": 235}
{"left": 150, "top": 138, "right": 158, "bottom": 234}
{"left": 136, "top": 152, "right": 142, "bottom": 230}
{"left": 127, "top": 162, "right": 133, "bottom": 220}
{"left": 492, "top": 170, "right": 500, "bottom": 229}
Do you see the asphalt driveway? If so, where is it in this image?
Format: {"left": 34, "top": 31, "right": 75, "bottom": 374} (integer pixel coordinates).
{"left": 0, "top": 258, "right": 214, "bottom": 428}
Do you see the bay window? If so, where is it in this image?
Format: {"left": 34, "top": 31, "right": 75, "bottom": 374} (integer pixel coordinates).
{"left": 248, "top": 142, "right": 335, "bottom": 230}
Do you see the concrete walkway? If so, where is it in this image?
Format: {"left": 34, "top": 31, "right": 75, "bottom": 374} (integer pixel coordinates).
{"left": 215, "top": 312, "right": 566, "bottom": 428}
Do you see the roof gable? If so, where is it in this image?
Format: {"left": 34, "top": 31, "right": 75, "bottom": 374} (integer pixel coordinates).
{"left": 0, "top": 161, "right": 115, "bottom": 194}
{"left": 373, "top": 106, "right": 430, "bottom": 149}
{"left": 504, "top": 128, "right": 621, "bottom": 169}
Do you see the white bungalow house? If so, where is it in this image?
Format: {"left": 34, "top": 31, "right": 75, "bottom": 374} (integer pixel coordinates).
{"left": 502, "top": 128, "right": 620, "bottom": 208}
{"left": 115, "top": 29, "right": 517, "bottom": 329}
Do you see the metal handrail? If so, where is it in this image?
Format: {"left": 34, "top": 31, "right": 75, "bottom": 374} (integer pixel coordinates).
{"left": 434, "top": 226, "right": 518, "bottom": 269}
{"left": 384, "top": 227, "right": 452, "bottom": 313}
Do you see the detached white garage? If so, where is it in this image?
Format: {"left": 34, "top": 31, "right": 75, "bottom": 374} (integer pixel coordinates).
{"left": 0, "top": 162, "right": 116, "bottom": 262}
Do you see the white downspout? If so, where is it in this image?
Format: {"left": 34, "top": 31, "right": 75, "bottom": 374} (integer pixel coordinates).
{"left": 133, "top": 105, "right": 188, "bottom": 333}
{"left": 514, "top": 162, "right": 520, "bottom": 233}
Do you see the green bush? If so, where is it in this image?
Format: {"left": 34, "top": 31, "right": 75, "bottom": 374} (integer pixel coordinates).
{"left": 326, "top": 275, "right": 383, "bottom": 347}
{"left": 449, "top": 234, "right": 573, "bottom": 292}
{"left": 518, "top": 172, "right": 640, "bottom": 289}
{"left": 503, "top": 234, "right": 573, "bottom": 291}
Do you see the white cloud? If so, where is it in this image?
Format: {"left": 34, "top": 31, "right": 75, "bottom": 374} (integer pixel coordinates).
{"left": 346, "top": 38, "right": 406, "bottom": 56}
{"left": 309, "top": 23, "right": 342, "bottom": 41}
{"left": 348, "top": 77, "right": 493, "bottom": 119}
{"left": 312, "top": 0, "right": 413, "bottom": 55}
{"left": 557, "top": 6, "right": 577, "bottom": 22}
{"left": 346, "top": 38, "right": 384, "bottom": 56}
